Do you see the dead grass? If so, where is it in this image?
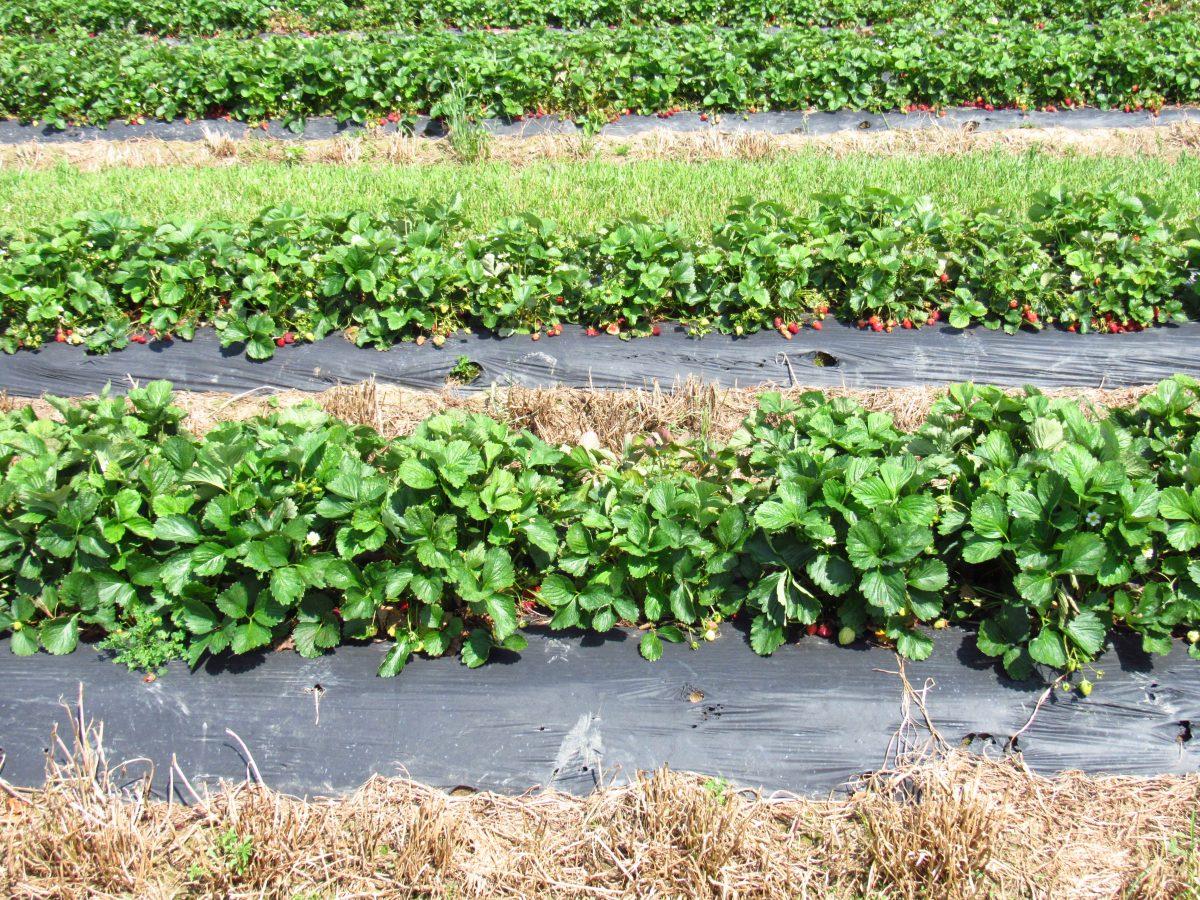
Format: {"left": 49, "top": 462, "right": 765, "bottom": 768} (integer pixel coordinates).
{"left": 2, "top": 121, "right": 1198, "bottom": 172}
{"left": 0, "top": 380, "right": 1155, "bottom": 450}
{"left": 2, "top": 690, "right": 1198, "bottom": 899}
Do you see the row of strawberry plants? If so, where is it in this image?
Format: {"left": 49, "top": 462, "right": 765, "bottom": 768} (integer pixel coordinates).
{"left": 1, "top": 189, "right": 1197, "bottom": 357}
{"left": 1, "top": 377, "right": 1198, "bottom": 682}
{"left": 0, "top": 0, "right": 1177, "bottom": 36}
{"left": 2, "top": 19, "right": 1198, "bottom": 128}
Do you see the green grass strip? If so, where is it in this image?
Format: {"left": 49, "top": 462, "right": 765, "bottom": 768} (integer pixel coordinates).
{"left": 3, "top": 377, "right": 1199, "bottom": 679}
{"left": 6, "top": 155, "right": 1200, "bottom": 234}
{"left": 1, "top": 19, "right": 1197, "bottom": 127}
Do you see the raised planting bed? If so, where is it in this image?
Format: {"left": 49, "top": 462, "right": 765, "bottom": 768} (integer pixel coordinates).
{"left": 1, "top": 106, "right": 1196, "bottom": 146}
{"left": 2, "top": 20, "right": 1199, "bottom": 128}
{"left": 2, "top": 378, "right": 1199, "bottom": 683}
{"left": 1, "top": 625, "right": 1197, "bottom": 798}
{"left": 2, "top": 321, "right": 1200, "bottom": 397}
{"left": 0, "top": 190, "right": 1197, "bottom": 360}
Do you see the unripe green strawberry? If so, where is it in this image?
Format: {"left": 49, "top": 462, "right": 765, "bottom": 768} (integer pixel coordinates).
{"left": 837, "top": 626, "right": 856, "bottom": 646}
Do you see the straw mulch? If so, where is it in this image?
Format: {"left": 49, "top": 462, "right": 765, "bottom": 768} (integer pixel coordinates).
{"left": 2, "top": 683, "right": 1197, "bottom": 899}
{"left": 0, "top": 378, "right": 1155, "bottom": 451}
{"left": 1, "top": 121, "right": 1198, "bottom": 171}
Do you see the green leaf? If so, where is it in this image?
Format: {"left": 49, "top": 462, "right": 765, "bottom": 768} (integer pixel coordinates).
{"left": 231, "top": 619, "right": 273, "bottom": 654}
{"left": 39, "top": 616, "right": 79, "bottom": 655}
{"left": 484, "top": 594, "right": 518, "bottom": 640}
{"left": 461, "top": 629, "right": 492, "bottom": 668}
{"left": 1166, "top": 522, "right": 1200, "bottom": 552}
{"left": 861, "top": 568, "right": 907, "bottom": 613}
{"left": 750, "top": 615, "right": 786, "bottom": 656}
{"left": 969, "top": 494, "right": 1008, "bottom": 540}
{"left": 1029, "top": 418, "right": 1064, "bottom": 450}
{"left": 1028, "top": 627, "right": 1068, "bottom": 668}
{"left": 539, "top": 574, "right": 575, "bottom": 606}
{"left": 1064, "top": 611, "right": 1106, "bottom": 657}
{"left": 153, "top": 515, "right": 202, "bottom": 544}
{"left": 807, "top": 554, "right": 854, "bottom": 597}
{"left": 961, "top": 537, "right": 1003, "bottom": 564}
{"left": 176, "top": 597, "right": 220, "bottom": 634}
{"left": 1014, "top": 571, "right": 1054, "bottom": 606}
{"left": 270, "top": 566, "right": 307, "bottom": 606}
{"left": 481, "top": 548, "right": 515, "bottom": 594}
{"left": 522, "top": 517, "right": 559, "bottom": 555}
{"left": 639, "top": 630, "right": 664, "bottom": 661}
{"left": 626, "top": 509, "right": 651, "bottom": 547}
{"left": 215, "top": 583, "right": 249, "bottom": 619}
{"left": 11, "top": 627, "right": 40, "bottom": 656}
{"left": 378, "top": 639, "right": 412, "bottom": 677}
{"left": 399, "top": 457, "right": 437, "bottom": 490}
{"left": 894, "top": 627, "right": 933, "bottom": 661}
{"left": 716, "top": 506, "right": 746, "bottom": 548}
{"left": 292, "top": 618, "right": 340, "bottom": 658}
{"left": 754, "top": 500, "right": 797, "bottom": 532}
{"left": 94, "top": 572, "right": 136, "bottom": 608}
{"left": 1057, "top": 533, "right": 1105, "bottom": 575}
{"left": 591, "top": 607, "right": 617, "bottom": 632}
{"left": 907, "top": 559, "right": 948, "bottom": 593}
{"left": 1158, "top": 487, "right": 1197, "bottom": 521}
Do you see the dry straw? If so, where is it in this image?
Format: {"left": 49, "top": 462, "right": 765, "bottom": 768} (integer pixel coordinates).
{"left": 2, "top": 677, "right": 1198, "bottom": 898}
{"left": 2, "top": 122, "right": 1198, "bottom": 172}
{"left": 0, "top": 378, "right": 1156, "bottom": 450}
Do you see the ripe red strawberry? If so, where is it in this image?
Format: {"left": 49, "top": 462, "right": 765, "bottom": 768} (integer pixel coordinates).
{"left": 805, "top": 623, "right": 819, "bottom": 636}
{"left": 1067, "top": 323, "right": 1077, "bottom": 332}
{"left": 929, "top": 309, "right": 942, "bottom": 322}
{"left": 868, "top": 314, "right": 881, "bottom": 326}
{"left": 939, "top": 272, "right": 950, "bottom": 284}
{"left": 787, "top": 322, "right": 800, "bottom": 334}
{"left": 651, "top": 324, "right": 662, "bottom": 336}
{"left": 811, "top": 320, "right": 822, "bottom": 331}
{"left": 815, "top": 623, "right": 832, "bottom": 639}
{"left": 276, "top": 337, "right": 286, "bottom": 347}
{"left": 871, "top": 322, "right": 883, "bottom": 332}
{"left": 55, "top": 329, "right": 66, "bottom": 343}
{"left": 699, "top": 112, "right": 709, "bottom": 121}
{"left": 901, "top": 318, "right": 913, "bottom": 329}
{"left": 586, "top": 326, "right": 599, "bottom": 336}
{"left": 773, "top": 316, "right": 783, "bottom": 328}
{"left": 1009, "top": 299, "right": 1019, "bottom": 309}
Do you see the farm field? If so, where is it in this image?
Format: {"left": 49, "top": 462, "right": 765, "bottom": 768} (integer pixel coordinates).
{"left": 2, "top": 0, "right": 1200, "bottom": 895}
{"left": 4, "top": 21, "right": 1200, "bottom": 127}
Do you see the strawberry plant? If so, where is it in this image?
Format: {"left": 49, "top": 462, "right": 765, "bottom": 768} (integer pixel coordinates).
{"left": 2, "top": 18, "right": 1199, "bottom": 128}
{"left": 2, "top": 0, "right": 1183, "bottom": 35}
{"left": 731, "top": 392, "right": 948, "bottom": 658}
{"left": 2, "top": 379, "right": 1200, "bottom": 676}
{"left": 1, "top": 189, "right": 1197, "bottom": 358}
